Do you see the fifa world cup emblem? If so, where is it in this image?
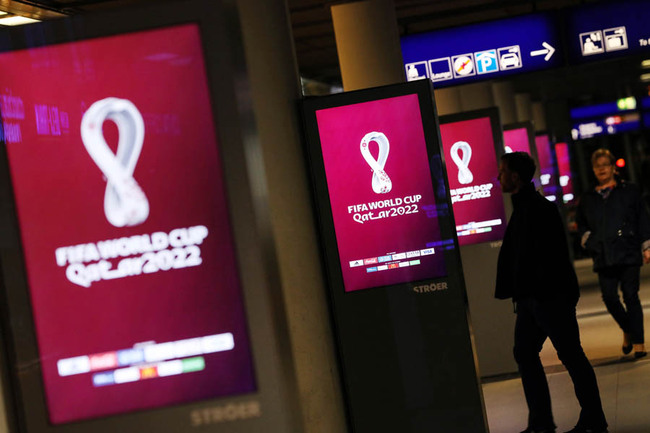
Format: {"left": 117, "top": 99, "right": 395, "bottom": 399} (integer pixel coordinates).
{"left": 81, "top": 97, "right": 149, "bottom": 227}
{"left": 450, "top": 140, "right": 473, "bottom": 185}
{"left": 360, "top": 131, "right": 392, "bottom": 194}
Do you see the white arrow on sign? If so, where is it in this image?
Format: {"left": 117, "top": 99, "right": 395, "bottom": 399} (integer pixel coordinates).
{"left": 530, "top": 42, "right": 555, "bottom": 61}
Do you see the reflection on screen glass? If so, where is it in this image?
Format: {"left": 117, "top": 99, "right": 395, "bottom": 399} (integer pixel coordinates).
{"left": 439, "top": 117, "right": 507, "bottom": 246}
{"left": 315, "top": 94, "right": 448, "bottom": 292}
{"left": 0, "top": 24, "right": 256, "bottom": 424}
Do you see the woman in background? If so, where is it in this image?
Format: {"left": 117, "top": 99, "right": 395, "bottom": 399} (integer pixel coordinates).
{"left": 576, "top": 148, "right": 650, "bottom": 359}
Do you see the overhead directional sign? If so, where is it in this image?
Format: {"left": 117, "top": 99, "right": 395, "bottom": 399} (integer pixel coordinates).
{"left": 565, "top": 0, "right": 650, "bottom": 64}
{"left": 402, "top": 13, "right": 562, "bottom": 87}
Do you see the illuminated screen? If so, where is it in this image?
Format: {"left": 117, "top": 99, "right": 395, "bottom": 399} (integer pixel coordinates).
{"left": 0, "top": 24, "right": 255, "bottom": 424}
{"left": 439, "top": 117, "right": 507, "bottom": 245}
{"left": 535, "top": 134, "right": 562, "bottom": 202}
{"left": 555, "top": 142, "right": 575, "bottom": 203}
{"left": 315, "top": 94, "right": 447, "bottom": 292}
{"left": 503, "top": 127, "right": 531, "bottom": 154}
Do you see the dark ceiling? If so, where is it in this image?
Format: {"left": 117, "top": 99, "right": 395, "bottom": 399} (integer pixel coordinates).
{"left": 0, "top": 0, "right": 645, "bottom": 104}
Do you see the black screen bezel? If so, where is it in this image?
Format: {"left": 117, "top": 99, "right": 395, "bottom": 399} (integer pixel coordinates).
{"left": 0, "top": 1, "right": 300, "bottom": 432}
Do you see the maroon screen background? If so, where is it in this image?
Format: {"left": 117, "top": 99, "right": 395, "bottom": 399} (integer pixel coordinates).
{"left": 0, "top": 24, "right": 255, "bottom": 423}
{"left": 439, "top": 117, "right": 507, "bottom": 246}
{"left": 315, "top": 94, "right": 447, "bottom": 292}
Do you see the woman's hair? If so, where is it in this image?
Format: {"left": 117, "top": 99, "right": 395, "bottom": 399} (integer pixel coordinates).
{"left": 591, "top": 148, "right": 615, "bottom": 166}
{"left": 501, "top": 151, "right": 536, "bottom": 184}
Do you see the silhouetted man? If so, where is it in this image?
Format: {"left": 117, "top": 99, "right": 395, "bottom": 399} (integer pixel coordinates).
{"left": 495, "top": 152, "right": 608, "bottom": 433}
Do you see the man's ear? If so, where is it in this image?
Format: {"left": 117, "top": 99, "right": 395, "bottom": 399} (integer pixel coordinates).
{"left": 513, "top": 172, "right": 522, "bottom": 186}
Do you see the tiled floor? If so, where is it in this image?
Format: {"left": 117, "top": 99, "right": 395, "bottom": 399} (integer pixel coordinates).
{"left": 482, "top": 260, "right": 650, "bottom": 433}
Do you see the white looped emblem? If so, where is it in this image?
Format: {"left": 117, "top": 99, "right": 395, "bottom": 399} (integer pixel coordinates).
{"left": 450, "top": 140, "right": 473, "bottom": 185}
{"left": 360, "top": 131, "right": 392, "bottom": 194}
{"left": 81, "top": 97, "right": 149, "bottom": 227}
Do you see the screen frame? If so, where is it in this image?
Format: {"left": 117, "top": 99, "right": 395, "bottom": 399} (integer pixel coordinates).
{"left": 0, "top": 1, "right": 301, "bottom": 432}
{"left": 301, "top": 80, "right": 459, "bottom": 296}
{"left": 438, "top": 107, "right": 509, "bottom": 246}
{"left": 301, "top": 80, "right": 488, "bottom": 432}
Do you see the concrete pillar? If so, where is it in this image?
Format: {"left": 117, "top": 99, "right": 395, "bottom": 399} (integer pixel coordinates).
{"left": 515, "top": 93, "right": 533, "bottom": 122}
{"left": 434, "top": 87, "right": 462, "bottom": 115}
{"left": 531, "top": 101, "right": 547, "bottom": 132}
{"left": 459, "top": 82, "right": 494, "bottom": 111}
{"left": 491, "top": 81, "right": 517, "bottom": 125}
{"left": 237, "top": 0, "right": 347, "bottom": 431}
{"left": 331, "top": 0, "right": 404, "bottom": 91}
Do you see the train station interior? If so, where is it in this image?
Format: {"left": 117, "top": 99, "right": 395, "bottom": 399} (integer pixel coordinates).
{"left": 0, "top": 0, "right": 648, "bottom": 432}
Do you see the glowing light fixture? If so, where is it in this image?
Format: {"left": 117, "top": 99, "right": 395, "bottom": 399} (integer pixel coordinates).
{"left": 616, "top": 158, "right": 626, "bottom": 168}
{"left": 642, "top": 59, "right": 650, "bottom": 69}
{"left": 0, "top": 16, "right": 39, "bottom": 26}
{"left": 641, "top": 73, "right": 650, "bottom": 82}
{"left": 617, "top": 96, "right": 636, "bottom": 110}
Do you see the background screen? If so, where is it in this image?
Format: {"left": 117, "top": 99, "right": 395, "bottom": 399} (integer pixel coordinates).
{"left": 535, "top": 134, "right": 562, "bottom": 202}
{"left": 503, "top": 127, "right": 531, "bottom": 154}
{"left": 315, "top": 94, "right": 447, "bottom": 292}
{"left": 0, "top": 24, "right": 255, "bottom": 424}
{"left": 439, "top": 116, "right": 507, "bottom": 245}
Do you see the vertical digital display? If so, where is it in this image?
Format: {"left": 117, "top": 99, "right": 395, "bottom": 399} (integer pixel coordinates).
{"left": 439, "top": 115, "right": 507, "bottom": 245}
{"left": 314, "top": 94, "right": 447, "bottom": 292}
{"left": 0, "top": 24, "right": 255, "bottom": 424}
{"left": 535, "top": 134, "right": 562, "bottom": 202}
{"left": 555, "top": 142, "right": 575, "bottom": 203}
{"left": 503, "top": 127, "right": 532, "bottom": 154}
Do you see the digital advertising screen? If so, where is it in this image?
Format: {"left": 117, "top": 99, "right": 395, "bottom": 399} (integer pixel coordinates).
{"left": 555, "top": 142, "right": 576, "bottom": 204}
{"left": 535, "top": 134, "right": 563, "bottom": 202}
{"left": 439, "top": 110, "right": 507, "bottom": 246}
{"left": 313, "top": 93, "right": 447, "bottom": 292}
{"left": 503, "top": 127, "right": 531, "bottom": 154}
{"left": 503, "top": 122, "right": 541, "bottom": 189}
{"left": 0, "top": 23, "right": 255, "bottom": 424}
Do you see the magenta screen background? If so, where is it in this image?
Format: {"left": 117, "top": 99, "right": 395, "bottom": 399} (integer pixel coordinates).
{"left": 555, "top": 142, "right": 575, "bottom": 202}
{"left": 315, "top": 94, "right": 447, "bottom": 292}
{"left": 0, "top": 25, "right": 255, "bottom": 423}
{"left": 439, "top": 117, "right": 507, "bottom": 246}
{"left": 504, "top": 128, "right": 531, "bottom": 154}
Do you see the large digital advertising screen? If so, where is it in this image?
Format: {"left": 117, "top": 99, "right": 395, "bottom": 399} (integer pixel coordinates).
{"left": 312, "top": 93, "right": 447, "bottom": 292}
{"left": 0, "top": 23, "right": 255, "bottom": 424}
{"left": 439, "top": 110, "right": 507, "bottom": 246}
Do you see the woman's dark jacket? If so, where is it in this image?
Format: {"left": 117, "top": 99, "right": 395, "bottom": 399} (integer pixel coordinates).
{"left": 576, "top": 181, "right": 650, "bottom": 271}
{"left": 495, "top": 183, "right": 579, "bottom": 303}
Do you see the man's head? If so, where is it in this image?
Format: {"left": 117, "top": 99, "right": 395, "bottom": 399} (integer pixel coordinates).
{"left": 498, "top": 152, "right": 536, "bottom": 194}
{"left": 591, "top": 148, "right": 616, "bottom": 186}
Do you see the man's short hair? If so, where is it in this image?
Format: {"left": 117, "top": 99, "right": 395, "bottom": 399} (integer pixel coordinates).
{"left": 590, "top": 148, "right": 615, "bottom": 166}
{"left": 501, "top": 152, "right": 536, "bottom": 184}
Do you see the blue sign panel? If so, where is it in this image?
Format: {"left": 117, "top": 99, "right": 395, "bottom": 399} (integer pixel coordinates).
{"left": 565, "top": 0, "right": 650, "bottom": 64}
{"left": 402, "top": 13, "right": 562, "bottom": 87}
